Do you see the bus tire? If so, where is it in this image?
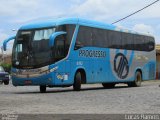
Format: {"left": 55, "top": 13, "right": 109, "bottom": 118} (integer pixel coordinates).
{"left": 128, "top": 71, "right": 142, "bottom": 87}
{"left": 73, "top": 72, "right": 81, "bottom": 91}
{"left": 0, "top": 81, "right": 3, "bottom": 85}
{"left": 4, "top": 81, "right": 9, "bottom": 85}
{"left": 40, "top": 85, "right": 46, "bottom": 93}
{"left": 102, "top": 83, "right": 115, "bottom": 88}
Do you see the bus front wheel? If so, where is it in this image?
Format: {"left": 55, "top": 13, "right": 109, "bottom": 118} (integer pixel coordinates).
{"left": 73, "top": 72, "right": 81, "bottom": 91}
{"left": 128, "top": 71, "right": 142, "bottom": 87}
{"left": 40, "top": 85, "right": 46, "bottom": 93}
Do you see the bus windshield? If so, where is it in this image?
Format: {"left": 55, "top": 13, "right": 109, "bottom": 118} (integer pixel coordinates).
{"left": 12, "top": 28, "right": 56, "bottom": 69}
{"left": 12, "top": 24, "right": 75, "bottom": 69}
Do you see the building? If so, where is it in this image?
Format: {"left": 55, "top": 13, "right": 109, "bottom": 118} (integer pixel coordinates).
{"left": 156, "top": 45, "right": 160, "bottom": 79}
{"left": 0, "top": 54, "right": 12, "bottom": 64}
{"left": 4, "top": 55, "right": 12, "bottom": 64}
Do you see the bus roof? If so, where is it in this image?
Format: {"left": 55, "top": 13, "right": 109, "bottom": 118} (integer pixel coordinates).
{"left": 20, "top": 17, "right": 153, "bottom": 37}
{"left": 20, "top": 17, "right": 79, "bottom": 30}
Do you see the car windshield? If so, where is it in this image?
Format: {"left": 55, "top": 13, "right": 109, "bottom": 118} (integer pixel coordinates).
{"left": 0, "top": 66, "right": 5, "bottom": 72}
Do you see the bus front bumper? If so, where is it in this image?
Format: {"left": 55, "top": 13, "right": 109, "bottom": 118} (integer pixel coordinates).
{"left": 12, "top": 72, "right": 54, "bottom": 86}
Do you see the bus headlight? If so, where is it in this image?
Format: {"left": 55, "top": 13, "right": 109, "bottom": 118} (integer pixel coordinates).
{"left": 50, "top": 66, "right": 58, "bottom": 72}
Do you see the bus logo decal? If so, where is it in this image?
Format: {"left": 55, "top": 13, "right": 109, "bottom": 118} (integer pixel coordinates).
{"left": 114, "top": 53, "right": 129, "bottom": 79}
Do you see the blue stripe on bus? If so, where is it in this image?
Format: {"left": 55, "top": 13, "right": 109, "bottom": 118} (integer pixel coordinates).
{"left": 124, "top": 50, "right": 127, "bottom": 56}
{"left": 129, "top": 51, "right": 134, "bottom": 66}
{"left": 116, "top": 49, "right": 120, "bottom": 54}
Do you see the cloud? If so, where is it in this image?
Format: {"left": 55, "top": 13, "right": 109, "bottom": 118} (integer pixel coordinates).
{"left": 0, "top": 0, "right": 38, "bottom": 16}
{"left": 1, "top": 0, "right": 160, "bottom": 23}
{"left": 0, "top": 29, "right": 8, "bottom": 43}
{"left": 136, "top": 1, "right": 160, "bottom": 19}
{"left": 71, "top": 0, "right": 122, "bottom": 22}
{"left": 157, "top": 24, "right": 160, "bottom": 30}
{"left": 0, "top": 0, "right": 65, "bottom": 24}
{"left": 132, "top": 24, "right": 154, "bottom": 34}
{"left": 2, "top": 0, "right": 159, "bottom": 24}
{"left": 71, "top": 0, "right": 160, "bottom": 23}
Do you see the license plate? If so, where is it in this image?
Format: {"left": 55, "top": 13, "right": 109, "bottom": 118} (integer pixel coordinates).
{"left": 25, "top": 80, "right": 32, "bottom": 85}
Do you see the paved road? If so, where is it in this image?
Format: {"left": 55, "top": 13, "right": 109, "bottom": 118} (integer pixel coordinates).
{"left": 0, "top": 81, "right": 160, "bottom": 114}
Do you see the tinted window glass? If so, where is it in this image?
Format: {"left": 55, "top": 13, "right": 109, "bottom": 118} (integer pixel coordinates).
{"left": 143, "top": 36, "right": 148, "bottom": 51}
{"left": 148, "top": 37, "right": 155, "bottom": 51}
{"left": 134, "top": 35, "right": 142, "bottom": 51}
{"left": 76, "top": 26, "right": 92, "bottom": 48}
{"left": 121, "top": 33, "right": 134, "bottom": 50}
{"left": 76, "top": 25, "right": 155, "bottom": 52}
{"left": 133, "top": 35, "right": 155, "bottom": 51}
{"left": 108, "top": 31, "right": 121, "bottom": 48}
{"left": 92, "top": 28, "right": 108, "bottom": 48}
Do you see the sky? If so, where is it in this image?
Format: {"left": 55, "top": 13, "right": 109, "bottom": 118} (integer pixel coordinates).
{"left": 0, "top": 0, "right": 160, "bottom": 54}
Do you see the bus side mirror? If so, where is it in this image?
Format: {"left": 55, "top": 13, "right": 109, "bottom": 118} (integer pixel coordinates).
{"left": 49, "top": 31, "right": 66, "bottom": 47}
{"left": 3, "top": 35, "right": 16, "bottom": 51}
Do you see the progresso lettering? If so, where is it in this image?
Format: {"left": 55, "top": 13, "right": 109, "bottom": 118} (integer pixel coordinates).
{"left": 79, "top": 50, "right": 106, "bottom": 58}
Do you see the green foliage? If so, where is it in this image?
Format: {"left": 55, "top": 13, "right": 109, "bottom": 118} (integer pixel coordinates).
{"left": 0, "top": 63, "right": 12, "bottom": 73}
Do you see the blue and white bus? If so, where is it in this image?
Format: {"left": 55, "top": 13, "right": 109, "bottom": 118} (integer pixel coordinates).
{"left": 3, "top": 18, "right": 156, "bottom": 92}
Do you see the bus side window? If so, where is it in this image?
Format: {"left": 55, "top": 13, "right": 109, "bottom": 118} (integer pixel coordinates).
{"left": 108, "top": 30, "right": 121, "bottom": 49}
{"left": 148, "top": 37, "right": 155, "bottom": 51}
{"left": 75, "top": 26, "right": 92, "bottom": 50}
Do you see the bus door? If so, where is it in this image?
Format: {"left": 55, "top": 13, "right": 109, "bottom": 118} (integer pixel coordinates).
{"left": 54, "top": 35, "right": 71, "bottom": 84}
